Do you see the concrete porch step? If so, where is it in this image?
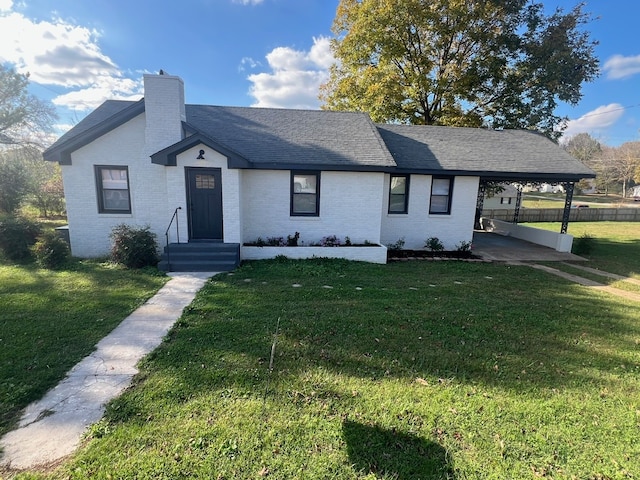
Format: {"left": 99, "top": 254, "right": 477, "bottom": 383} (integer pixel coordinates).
{"left": 158, "top": 242, "right": 240, "bottom": 272}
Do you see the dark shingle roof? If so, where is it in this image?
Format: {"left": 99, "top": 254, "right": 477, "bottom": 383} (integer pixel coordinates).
{"left": 185, "top": 105, "right": 396, "bottom": 169}
{"left": 376, "top": 124, "right": 595, "bottom": 180}
{"left": 44, "top": 99, "right": 595, "bottom": 181}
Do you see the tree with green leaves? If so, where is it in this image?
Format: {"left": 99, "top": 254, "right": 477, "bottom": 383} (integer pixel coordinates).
{"left": 320, "top": 0, "right": 599, "bottom": 140}
{"left": 0, "top": 64, "right": 56, "bottom": 147}
{"left": 0, "top": 146, "right": 65, "bottom": 216}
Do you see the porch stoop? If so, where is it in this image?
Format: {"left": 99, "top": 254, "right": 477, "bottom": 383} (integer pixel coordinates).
{"left": 158, "top": 242, "right": 240, "bottom": 272}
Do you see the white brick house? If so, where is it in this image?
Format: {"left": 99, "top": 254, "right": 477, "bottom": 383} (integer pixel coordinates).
{"left": 44, "top": 73, "right": 595, "bottom": 270}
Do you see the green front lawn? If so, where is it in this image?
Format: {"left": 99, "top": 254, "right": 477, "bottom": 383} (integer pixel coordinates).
{"left": 531, "top": 221, "right": 640, "bottom": 280}
{"left": 23, "top": 258, "right": 639, "bottom": 480}
{"left": 0, "top": 261, "right": 168, "bottom": 438}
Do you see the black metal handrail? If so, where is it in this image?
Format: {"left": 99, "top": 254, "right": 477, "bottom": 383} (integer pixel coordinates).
{"left": 164, "top": 207, "right": 182, "bottom": 270}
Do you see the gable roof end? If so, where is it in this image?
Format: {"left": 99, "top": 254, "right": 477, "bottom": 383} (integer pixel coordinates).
{"left": 43, "top": 100, "right": 144, "bottom": 164}
{"left": 150, "top": 127, "right": 253, "bottom": 168}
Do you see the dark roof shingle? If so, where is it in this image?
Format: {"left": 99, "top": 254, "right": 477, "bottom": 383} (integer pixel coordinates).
{"left": 44, "top": 99, "right": 595, "bottom": 180}
{"left": 185, "top": 105, "right": 396, "bottom": 168}
{"left": 376, "top": 124, "right": 595, "bottom": 180}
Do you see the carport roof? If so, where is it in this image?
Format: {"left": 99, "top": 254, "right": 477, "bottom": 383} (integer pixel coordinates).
{"left": 376, "top": 124, "right": 596, "bottom": 181}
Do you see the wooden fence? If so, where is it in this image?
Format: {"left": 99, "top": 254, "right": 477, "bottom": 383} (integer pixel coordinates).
{"left": 482, "top": 207, "right": 640, "bottom": 223}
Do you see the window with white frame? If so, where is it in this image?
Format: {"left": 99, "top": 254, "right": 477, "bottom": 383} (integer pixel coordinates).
{"left": 95, "top": 166, "right": 131, "bottom": 213}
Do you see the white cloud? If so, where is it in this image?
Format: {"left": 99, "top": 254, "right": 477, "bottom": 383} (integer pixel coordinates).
{"left": 0, "top": 6, "right": 140, "bottom": 111}
{"left": 52, "top": 76, "right": 143, "bottom": 110}
{"left": 238, "top": 56, "right": 260, "bottom": 72}
{"left": 562, "top": 103, "right": 625, "bottom": 139}
{"left": 248, "top": 36, "right": 334, "bottom": 109}
{"left": 233, "top": 0, "right": 264, "bottom": 5}
{"left": 603, "top": 54, "right": 640, "bottom": 80}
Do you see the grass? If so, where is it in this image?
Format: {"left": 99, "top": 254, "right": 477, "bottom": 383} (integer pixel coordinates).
{"left": 522, "top": 193, "right": 639, "bottom": 209}
{"left": 16, "top": 257, "right": 639, "bottom": 480}
{"left": 529, "top": 221, "right": 640, "bottom": 280}
{"left": 0, "top": 260, "right": 168, "bottom": 438}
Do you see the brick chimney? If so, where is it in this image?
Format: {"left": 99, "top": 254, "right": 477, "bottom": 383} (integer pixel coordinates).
{"left": 143, "top": 72, "right": 186, "bottom": 153}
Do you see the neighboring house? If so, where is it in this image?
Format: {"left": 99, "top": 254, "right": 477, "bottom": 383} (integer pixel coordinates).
{"left": 539, "top": 183, "right": 565, "bottom": 194}
{"left": 44, "top": 73, "right": 595, "bottom": 269}
{"left": 481, "top": 183, "right": 519, "bottom": 211}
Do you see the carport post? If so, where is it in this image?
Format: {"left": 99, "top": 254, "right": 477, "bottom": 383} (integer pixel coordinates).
{"left": 561, "top": 182, "right": 575, "bottom": 233}
{"left": 512, "top": 183, "right": 522, "bottom": 223}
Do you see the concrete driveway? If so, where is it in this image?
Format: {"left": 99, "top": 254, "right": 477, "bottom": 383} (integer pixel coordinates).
{"left": 472, "top": 230, "right": 585, "bottom": 262}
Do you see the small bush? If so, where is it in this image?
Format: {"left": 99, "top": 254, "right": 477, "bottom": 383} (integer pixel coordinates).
{"left": 573, "top": 233, "right": 595, "bottom": 255}
{"left": 425, "top": 237, "right": 444, "bottom": 252}
{"left": 320, "top": 235, "right": 342, "bottom": 247}
{"left": 0, "top": 215, "right": 42, "bottom": 261}
{"left": 455, "top": 240, "right": 472, "bottom": 253}
{"left": 110, "top": 224, "right": 159, "bottom": 269}
{"left": 266, "top": 236, "right": 286, "bottom": 246}
{"left": 387, "top": 237, "right": 405, "bottom": 251}
{"left": 32, "top": 231, "right": 70, "bottom": 269}
{"left": 287, "top": 232, "right": 300, "bottom": 246}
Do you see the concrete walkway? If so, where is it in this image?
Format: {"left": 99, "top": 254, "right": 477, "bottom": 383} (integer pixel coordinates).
{"left": 0, "top": 272, "right": 216, "bottom": 472}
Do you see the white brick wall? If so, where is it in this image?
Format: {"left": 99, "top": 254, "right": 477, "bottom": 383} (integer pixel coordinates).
{"left": 63, "top": 114, "right": 169, "bottom": 258}
{"left": 381, "top": 174, "right": 479, "bottom": 250}
{"left": 61, "top": 73, "right": 481, "bottom": 260}
{"left": 143, "top": 74, "right": 185, "bottom": 155}
{"left": 241, "top": 170, "right": 384, "bottom": 246}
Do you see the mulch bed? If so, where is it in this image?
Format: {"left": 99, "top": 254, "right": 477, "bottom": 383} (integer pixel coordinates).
{"left": 387, "top": 250, "right": 482, "bottom": 261}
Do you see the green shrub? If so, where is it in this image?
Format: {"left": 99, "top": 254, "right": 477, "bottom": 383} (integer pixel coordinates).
{"left": 32, "top": 231, "right": 70, "bottom": 269}
{"left": 387, "top": 237, "right": 405, "bottom": 251}
{"left": 0, "top": 215, "right": 42, "bottom": 261}
{"left": 572, "top": 233, "right": 595, "bottom": 255}
{"left": 110, "top": 224, "right": 159, "bottom": 269}
{"left": 424, "top": 237, "right": 444, "bottom": 252}
{"left": 455, "top": 240, "right": 472, "bottom": 252}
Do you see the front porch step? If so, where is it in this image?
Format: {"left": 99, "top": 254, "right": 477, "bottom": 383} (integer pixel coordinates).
{"left": 158, "top": 242, "right": 240, "bottom": 272}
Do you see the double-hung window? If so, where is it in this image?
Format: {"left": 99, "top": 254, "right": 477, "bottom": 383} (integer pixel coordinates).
{"left": 429, "top": 177, "right": 453, "bottom": 214}
{"left": 95, "top": 165, "right": 131, "bottom": 213}
{"left": 388, "top": 174, "right": 409, "bottom": 214}
{"left": 291, "top": 171, "right": 320, "bottom": 216}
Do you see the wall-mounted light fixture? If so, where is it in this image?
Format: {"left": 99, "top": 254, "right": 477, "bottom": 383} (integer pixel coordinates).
{"left": 196, "top": 149, "right": 205, "bottom": 160}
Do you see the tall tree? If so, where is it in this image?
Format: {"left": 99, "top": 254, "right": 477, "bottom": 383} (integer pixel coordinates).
{"left": 612, "top": 141, "right": 640, "bottom": 198}
{"left": 320, "top": 0, "right": 599, "bottom": 140}
{"left": 563, "top": 133, "right": 601, "bottom": 164}
{"left": 0, "top": 65, "right": 56, "bottom": 147}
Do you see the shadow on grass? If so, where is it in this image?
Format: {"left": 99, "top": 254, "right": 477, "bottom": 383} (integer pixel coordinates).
{"left": 343, "top": 420, "right": 454, "bottom": 479}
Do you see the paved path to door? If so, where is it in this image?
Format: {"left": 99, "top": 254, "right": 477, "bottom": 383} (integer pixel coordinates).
{"left": 0, "top": 272, "right": 216, "bottom": 472}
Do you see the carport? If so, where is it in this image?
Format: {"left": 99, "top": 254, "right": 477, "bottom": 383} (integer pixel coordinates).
{"left": 472, "top": 229, "right": 586, "bottom": 262}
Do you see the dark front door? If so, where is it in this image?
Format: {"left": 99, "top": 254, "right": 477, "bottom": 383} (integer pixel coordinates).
{"left": 186, "top": 167, "right": 223, "bottom": 240}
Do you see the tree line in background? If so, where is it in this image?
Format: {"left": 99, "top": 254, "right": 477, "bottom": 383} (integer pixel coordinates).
{"left": 0, "top": 65, "right": 65, "bottom": 217}
{"left": 564, "top": 133, "right": 640, "bottom": 198}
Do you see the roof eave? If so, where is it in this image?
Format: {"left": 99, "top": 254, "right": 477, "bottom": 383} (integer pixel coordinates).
{"left": 150, "top": 129, "right": 253, "bottom": 168}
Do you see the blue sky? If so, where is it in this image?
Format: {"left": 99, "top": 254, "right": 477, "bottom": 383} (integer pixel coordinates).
{"left": 1, "top": 0, "right": 638, "bottom": 146}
